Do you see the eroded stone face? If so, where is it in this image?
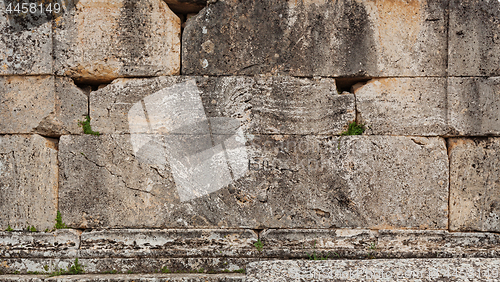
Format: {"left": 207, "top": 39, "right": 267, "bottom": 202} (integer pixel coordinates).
{"left": 448, "top": 77, "right": 500, "bottom": 136}
{"left": 59, "top": 135, "right": 448, "bottom": 229}
{"left": 355, "top": 78, "right": 449, "bottom": 136}
{"left": 0, "top": 135, "right": 58, "bottom": 231}
{"left": 449, "top": 0, "right": 500, "bottom": 76}
{"left": 54, "top": 0, "right": 180, "bottom": 83}
{"left": 449, "top": 138, "right": 500, "bottom": 232}
{"left": 182, "top": 0, "right": 447, "bottom": 77}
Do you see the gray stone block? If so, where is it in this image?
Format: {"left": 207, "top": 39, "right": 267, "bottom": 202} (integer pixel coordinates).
{"left": 0, "top": 230, "right": 80, "bottom": 258}
{"left": 449, "top": 0, "right": 500, "bottom": 76}
{"left": 448, "top": 77, "right": 500, "bottom": 136}
{"left": 54, "top": 0, "right": 180, "bottom": 83}
{"left": 0, "top": 1, "right": 52, "bottom": 75}
{"left": 182, "top": 0, "right": 447, "bottom": 77}
{"left": 449, "top": 138, "right": 500, "bottom": 232}
{"left": 355, "top": 78, "right": 448, "bottom": 136}
{"left": 43, "top": 274, "right": 245, "bottom": 282}
{"left": 90, "top": 76, "right": 354, "bottom": 135}
{"left": 0, "top": 135, "right": 58, "bottom": 231}
{"left": 59, "top": 135, "right": 448, "bottom": 229}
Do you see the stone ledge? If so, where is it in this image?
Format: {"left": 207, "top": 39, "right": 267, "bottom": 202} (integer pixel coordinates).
{"left": 0, "top": 274, "right": 245, "bottom": 282}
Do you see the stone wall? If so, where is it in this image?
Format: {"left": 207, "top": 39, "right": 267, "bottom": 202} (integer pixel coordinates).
{"left": 1, "top": 0, "right": 500, "bottom": 280}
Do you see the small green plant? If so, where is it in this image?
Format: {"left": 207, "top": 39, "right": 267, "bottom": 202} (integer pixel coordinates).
{"left": 78, "top": 116, "right": 100, "bottom": 136}
{"left": 233, "top": 269, "right": 246, "bottom": 274}
{"left": 27, "top": 226, "right": 37, "bottom": 232}
{"left": 48, "top": 258, "right": 84, "bottom": 277}
{"left": 369, "top": 242, "right": 376, "bottom": 250}
{"left": 307, "top": 240, "right": 329, "bottom": 260}
{"left": 6, "top": 225, "right": 13, "bottom": 232}
{"left": 13, "top": 271, "right": 20, "bottom": 274}
{"left": 54, "top": 211, "right": 68, "bottom": 229}
{"left": 341, "top": 121, "right": 365, "bottom": 136}
{"left": 103, "top": 270, "right": 119, "bottom": 274}
{"left": 127, "top": 270, "right": 133, "bottom": 274}
{"left": 44, "top": 265, "right": 49, "bottom": 272}
{"left": 254, "top": 239, "right": 264, "bottom": 252}
{"left": 161, "top": 266, "right": 171, "bottom": 273}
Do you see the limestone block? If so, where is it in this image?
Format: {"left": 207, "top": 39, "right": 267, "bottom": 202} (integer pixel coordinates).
{"left": 0, "top": 230, "right": 80, "bottom": 258}
{"left": 54, "top": 0, "right": 180, "bottom": 83}
{"left": 0, "top": 0, "right": 52, "bottom": 75}
{"left": 44, "top": 274, "right": 245, "bottom": 281}
{"left": 182, "top": 0, "right": 447, "bottom": 77}
{"left": 449, "top": 0, "right": 500, "bottom": 76}
{"left": 355, "top": 78, "right": 448, "bottom": 136}
{"left": 165, "top": 0, "right": 206, "bottom": 13}
{"left": 0, "top": 135, "right": 58, "bottom": 231}
{"left": 449, "top": 138, "right": 500, "bottom": 232}
{"left": 90, "top": 76, "right": 354, "bottom": 135}
{"left": 0, "top": 76, "right": 88, "bottom": 136}
{"left": 448, "top": 77, "right": 500, "bottom": 136}
{"left": 59, "top": 135, "right": 448, "bottom": 229}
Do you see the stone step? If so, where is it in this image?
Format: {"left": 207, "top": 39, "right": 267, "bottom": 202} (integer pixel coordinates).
{"left": 0, "top": 274, "right": 245, "bottom": 282}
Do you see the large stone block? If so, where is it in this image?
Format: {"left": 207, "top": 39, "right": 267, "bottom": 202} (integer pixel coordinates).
{"left": 0, "top": 76, "right": 88, "bottom": 136}
{"left": 90, "top": 76, "right": 355, "bottom": 135}
{"left": 0, "top": 134, "right": 58, "bottom": 231}
{"left": 182, "top": 0, "right": 447, "bottom": 77}
{"left": 0, "top": 1, "right": 52, "bottom": 75}
{"left": 59, "top": 135, "right": 448, "bottom": 229}
{"left": 449, "top": 138, "right": 500, "bottom": 232}
{"left": 448, "top": 77, "right": 500, "bottom": 136}
{"left": 449, "top": 0, "right": 500, "bottom": 76}
{"left": 355, "top": 78, "right": 448, "bottom": 136}
{"left": 0, "top": 230, "right": 79, "bottom": 258}
{"left": 54, "top": 0, "right": 180, "bottom": 83}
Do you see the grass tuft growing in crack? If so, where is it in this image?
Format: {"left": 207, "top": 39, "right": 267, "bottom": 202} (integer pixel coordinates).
{"left": 54, "top": 210, "right": 68, "bottom": 229}
{"left": 341, "top": 121, "right": 365, "bottom": 136}
{"left": 48, "top": 258, "right": 84, "bottom": 277}
{"left": 78, "top": 115, "right": 100, "bottom": 136}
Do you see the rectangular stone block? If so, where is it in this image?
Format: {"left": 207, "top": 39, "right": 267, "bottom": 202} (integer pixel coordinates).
{"left": 247, "top": 258, "right": 500, "bottom": 281}
{"left": 0, "top": 76, "right": 88, "bottom": 136}
{"left": 182, "top": 0, "right": 448, "bottom": 77}
{"left": 0, "top": 134, "right": 58, "bottom": 231}
{"left": 449, "top": 138, "right": 500, "bottom": 232}
{"left": 449, "top": 0, "right": 500, "bottom": 76}
{"left": 59, "top": 135, "right": 448, "bottom": 229}
{"left": 0, "top": 1, "right": 52, "bottom": 75}
{"left": 90, "top": 76, "right": 355, "bottom": 135}
{"left": 448, "top": 77, "right": 500, "bottom": 136}
{"left": 54, "top": 0, "right": 180, "bottom": 83}
{"left": 355, "top": 78, "right": 448, "bottom": 136}
{"left": 79, "top": 229, "right": 257, "bottom": 258}
{"left": 0, "top": 230, "right": 80, "bottom": 258}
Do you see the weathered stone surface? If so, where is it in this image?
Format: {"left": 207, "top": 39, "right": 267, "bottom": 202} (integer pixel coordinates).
{"left": 59, "top": 135, "right": 447, "bottom": 229}
{"left": 91, "top": 76, "right": 354, "bottom": 135}
{"left": 0, "top": 2, "right": 52, "bottom": 75}
{"left": 449, "top": 0, "right": 500, "bottom": 76}
{"left": 0, "top": 230, "right": 80, "bottom": 258}
{"left": 448, "top": 77, "right": 500, "bottom": 136}
{"left": 0, "top": 76, "right": 87, "bottom": 136}
{"left": 449, "top": 138, "right": 500, "bottom": 232}
{"left": 0, "top": 276, "right": 43, "bottom": 282}
{"left": 79, "top": 229, "right": 257, "bottom": 258}
{"left": 54, "top": 0, "right": 180, "bottom": 83}
{"left": 0, "top": 135, "right": 58, "bottom": 231}
{"left": 355, "top": 78, "right": 448, "bottom": 136}
{"left": 165, "top": 0, "right": 206, "bottom": 13}
{"left": 44, "top": 274, "right": 245, "bottom": 282}
{"left": 247, "top": 258, "right": 500, "bottom": 281}
{"left": 182, "top": 0, "right": 447, "bottom": 77}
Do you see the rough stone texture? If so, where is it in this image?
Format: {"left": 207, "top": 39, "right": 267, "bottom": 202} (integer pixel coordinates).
{"left": 448, "top": 77, "right": 500, "bottom": 136}
{"left": 0, "top": 230, "right": 80, "bottom": 258}
{"left": 59, "top": 135, "right": 447, "bottom": 229}
{"left": 247, "top": 258, "right": 500, "bottom": 281}
{"left": 0, "top": 76, "right": 88, "bottom": 136}
{"left": 0, "top": 135, "right": 58, "bottom": 231}
{"left": 165, "top": 0, "right": 206, "bottom": 13}
{"left": 79, "top": 229, "right": 257, "bottom": 258}
{"left": 449, "top": 0, "right": 500, "bottom": 76}
{"left": 0, "top": 1, "right": 52, "bottom": 75}
{"left": 90, "top": 76, "right": 354, "bottom": 136}
{"left": 355, "top": 78, "right": 448, "bottom": 136}
{"left": 182, "top": 0, "right": 447, "bottom": 77}
{"left": 0, "top": 274, "right": 245, "bottom": 282}
{"left": 54, "top": 0, "right": 180, "bottom": 83}
{"left": 449, "top": 138, "right": 500, "bottom": 232}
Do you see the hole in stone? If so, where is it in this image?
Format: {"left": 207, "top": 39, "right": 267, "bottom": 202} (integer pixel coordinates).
{"left": 165, "top": 0, "right": 207, "bottom": 14}
{"left": 335, "top": 77, "right": 372, "bottom": 93}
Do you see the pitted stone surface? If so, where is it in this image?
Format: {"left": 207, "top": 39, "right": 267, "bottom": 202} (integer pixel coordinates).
{"left": 448, "top": 77, "right": 500, "bottom": 136}
{"left": 90, "top": 76, "right": 354, "bottom": 136}
{"left": 59, "top": 135, "right": 447, "bottom": 229}
{"left": 0, "top": 3, "right": 52, "bottom": 75}
{"left": 449, "top": 0, "right": 500, "bottom": 76}
{"left": 0, "top": 274, "right": 245, "bottom": 281}
{"left": 0, "top": 230, "right": 80, "bottom": 258}
{"left": 0, "top": 135, "right": 58, "bottom": 231}
{"left": 54, "top": 0, "right": 180, "bottom": 83}
{"left": 355, "top": 78, "right": 448, "bottom": 136}
{"left": 449, "top": 138, "right": 500, "bottom": 232}
{"left": 247, "top": 258, "right": 500, "bottom": 281}
{"left": 182, "top": 0, "right": 447, "bottom": 77}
